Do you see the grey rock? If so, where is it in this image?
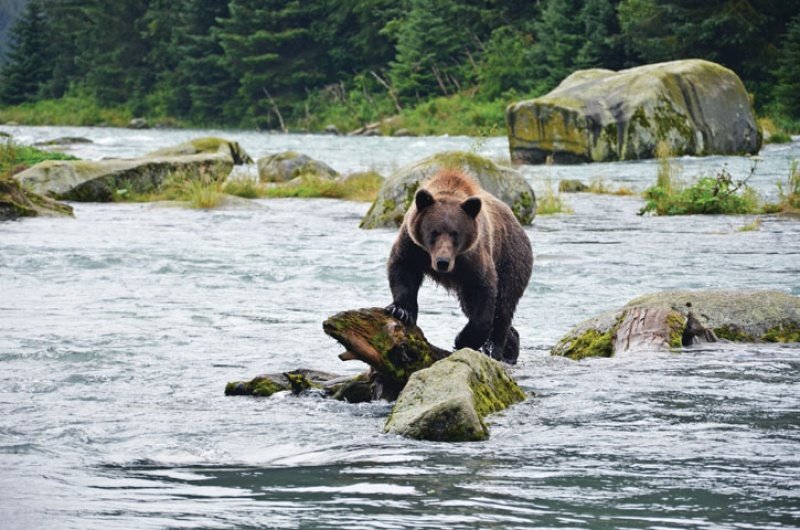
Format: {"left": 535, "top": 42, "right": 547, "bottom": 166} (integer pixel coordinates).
{"left": 384, "top": 348, "right": 525, "bottom": 442}
{"left": 507, "top": 59, "right": 761, "bottom": 164}
{"left": 256, "top": 151, "right": 339, "bottom": 183}
{"left": 360, "top": 151, "right": 536, "bottom": 229}
{"left": 552, "top": 290, "right": 800, "bottom": 359}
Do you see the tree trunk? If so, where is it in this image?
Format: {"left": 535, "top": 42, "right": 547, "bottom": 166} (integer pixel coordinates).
{"left": 323, "top": 307, "right": 450, "bottom": 400}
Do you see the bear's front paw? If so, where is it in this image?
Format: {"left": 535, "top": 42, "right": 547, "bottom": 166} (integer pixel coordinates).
{"left": 386, "top": 303, "right": 416, "bottom": 326}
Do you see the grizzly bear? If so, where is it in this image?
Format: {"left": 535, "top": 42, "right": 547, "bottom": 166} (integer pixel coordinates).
{"left": 386, "top": 169, "right": 533, "bottom": 364}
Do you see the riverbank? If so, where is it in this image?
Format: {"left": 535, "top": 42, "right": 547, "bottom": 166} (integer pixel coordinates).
{"left": 6, "top": 92, "right": 797, "bottom": 140}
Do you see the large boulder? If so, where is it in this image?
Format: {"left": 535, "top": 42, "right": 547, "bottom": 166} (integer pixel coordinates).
{"left": 360, "top": 151, "right": 536, "bottom": 229}
{"left": 552, "top": 290, "right": 800, "bottom": 360}
{"left": 507, "top": 60, "right": 761, "bottom": 165}
{"left": 0, "top": 176, "right": 73, "bottom": 219}
{"left": 13, "top": 137, "right": 251, "bottom": 202}
{"left": 257, "top": 151, "right": 338, "bottom": 183}
{"left": 384, "top": 348, "right": 525, "bottom": 442}
{"left": 147, "top": 137, "right": 252, "bottom": 165}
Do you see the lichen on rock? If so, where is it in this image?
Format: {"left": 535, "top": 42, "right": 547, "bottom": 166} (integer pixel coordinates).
{"left": 552, "top": 290, "right": 800, "bottom": 359}
{"left": 507, "top": 59, "right": 761, "bottom": 165}
{"left": 360, "top": 150, "right": 536, "bottom": 229}
{"left": 384, "top": 348, "right": 525, "bottom": 442}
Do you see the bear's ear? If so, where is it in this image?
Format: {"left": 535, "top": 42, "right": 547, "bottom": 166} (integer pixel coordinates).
{"left": 415, "top": 189, "right": 435, "bottom": 211}
{"left": 461, "top": 197, "right": 482, "bottom": 218}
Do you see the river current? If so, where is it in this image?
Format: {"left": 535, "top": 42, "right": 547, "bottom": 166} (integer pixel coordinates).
{"left": 1, "top": 125, "right": 799, "bottom": 529}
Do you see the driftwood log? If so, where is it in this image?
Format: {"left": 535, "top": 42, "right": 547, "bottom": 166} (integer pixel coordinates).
{"left": 226, "top": 308, "right": 451, "bottom": 402}
{"left": 323, "top": 307, "right": 450, "bottom": 401}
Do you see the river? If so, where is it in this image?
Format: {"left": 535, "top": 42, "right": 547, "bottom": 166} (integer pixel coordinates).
{"left": 1, "top": 125, "right": 799, "bottom": 529}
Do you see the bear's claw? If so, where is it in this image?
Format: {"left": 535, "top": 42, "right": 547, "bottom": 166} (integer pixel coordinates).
{"left": 386, "top": 303, "right": 416, "bottom": 326}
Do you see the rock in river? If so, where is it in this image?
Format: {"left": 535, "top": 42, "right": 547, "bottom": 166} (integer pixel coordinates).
{"left": 257, "top": 151, "right": 338, "bottom": 183}
{"left": 13, "top": 137, "right": 251, "bottom": 201}
{"left": 507, "top": 59, "right": 761, "bottom": 164}
{"left": 384, "top": 348, "right": 525, "bottom": 442}
{"left": 552, "top": 290, "right": 800, "bottom": 360}
{"left": 360, "top": 150, "right": 536, "bottom": 229}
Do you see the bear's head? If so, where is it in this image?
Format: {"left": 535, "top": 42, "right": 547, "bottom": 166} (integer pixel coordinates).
{"left": 410, "top": 188, "right": 481, "bottom": 273}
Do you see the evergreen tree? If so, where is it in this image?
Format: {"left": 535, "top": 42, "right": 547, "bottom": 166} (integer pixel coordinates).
{"left": 75, "top": 0, "right": 151, "bottom": 107}
{"left": 576, "top": 0, "right": 622, "bottom": 70}
{"left": 40, "top": 0, "right": 87, "bottom": 99}
{"left": 0, "top": 0, "right": 50, "bottom": 105}
{"left": 217, "top": 0, "right": 322, "bottom": 127}
{"left": 774, "top": 14, "right": 800, "bottom": 119}
{"left": 529, "top": 0, "right": 585, "bottom": 91}
{"left": 390, "top": 0, "right": 496, "bottom": 101}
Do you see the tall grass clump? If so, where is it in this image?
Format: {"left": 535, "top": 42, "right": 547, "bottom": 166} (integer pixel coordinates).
{"left": 223, "top": 178, "right": 262, "bottom": 199}
{"left": 536, "top": 178, "right": 572, "bottom": 215}
{"left": 261, "top": 171, "right": 383, "bottom": 201}
{"left": 765, "top": 159, "right": 800, "bottom": 214}
{"left": 0, "top": 138, "right": 76, "bottom": 176}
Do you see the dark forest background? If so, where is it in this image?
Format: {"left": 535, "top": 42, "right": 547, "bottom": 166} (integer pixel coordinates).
{"left": 1, "top": 0, "right": 799, "bottom": 132}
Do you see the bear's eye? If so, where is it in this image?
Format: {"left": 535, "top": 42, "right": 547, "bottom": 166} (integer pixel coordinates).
{"left": 451, "top": 231, "right": 459, "bottom": 244}
{"left": 430, "top": 230, "right": 439, "bottom": 242}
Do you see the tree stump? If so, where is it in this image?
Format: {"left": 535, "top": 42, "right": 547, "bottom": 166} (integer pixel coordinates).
{"left": 323, "top": 307, "right": 450, "bottom": 400}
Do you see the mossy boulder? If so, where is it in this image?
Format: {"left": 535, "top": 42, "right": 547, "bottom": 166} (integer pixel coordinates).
{"left": 147, "top": 137, "right": 252, "bottom": 165}
{"left": 360, "top": 151, "right": 536, "bottom": 229}
{"left": 552, "top": 290, "right": 800, "bottom": 359}
{"left": 507, "top": 59, "right": 761, "bottom": 165}
{"left": 13, "top": 137, "right": 250, "bottom": 202}
{"left": 0, "top": 176, "right": 73, "bottom": 219}
{"left": 257, "top": 151, "right": 339, "bottom": 183}
{"left": 384, "top": 348, "right": 525, "bottom": 442}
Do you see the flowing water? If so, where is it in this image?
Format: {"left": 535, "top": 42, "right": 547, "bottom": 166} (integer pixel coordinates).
{"left": 1, "top": 125, "right": 799, "bottom": 529}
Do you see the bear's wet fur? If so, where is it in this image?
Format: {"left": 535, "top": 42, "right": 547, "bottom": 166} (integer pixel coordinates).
{"left": 386, "top": 168, "right": 533, "bottom": 364}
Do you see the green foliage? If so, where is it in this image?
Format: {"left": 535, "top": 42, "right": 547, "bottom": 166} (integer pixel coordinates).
{"left": 537, "top": 178, "right": 572, "bottom": 215}
{"left": 0, "top": 138, "right": 77, "bottom": 177}
{"left": 0, "top": 1, "right": 51, "bottom": 104}
{"left": 770, "top": 160, "right": 800, "bottom": 214}
{"left": 640, "top": 165, "right": 761, "bottom": 216}
{"left": 0, "top": 94, "right": 132, "bottom": 126}
{"left": 0, "top": 0, "right": 798, "bottom": 131}
{"left": 774, "top": 14, "right": 800, "bottom": 119}
{"left": 261, "top": 172, "right": 383, "bottom": 201}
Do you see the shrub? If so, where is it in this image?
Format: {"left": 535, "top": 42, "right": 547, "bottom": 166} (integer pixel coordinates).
{"left": 640, "top": 164, "right": 761, "bottom": 216}
{"left": 536, "top": 178, "right": 572, "bottom": 215}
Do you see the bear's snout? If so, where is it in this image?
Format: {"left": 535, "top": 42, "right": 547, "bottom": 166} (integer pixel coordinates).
{"left": 435, "top": 258, "right": 451, "bottom": 272}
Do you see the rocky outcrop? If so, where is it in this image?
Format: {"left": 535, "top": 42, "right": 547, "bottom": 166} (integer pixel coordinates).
{"left": 13, "top": 137, "right": 251, "bottom": 202}
{"left": 0, "top": 176, "right": 73, "bottom": 219}
{"left": 507, "top": 60, "right": 761, "bottom": 165}
{"left": 147, "top": 137, "right": 252, "bottom": 165}
{"left": 384, "top": 348, "right": 525, "bottom": 442}
{"left": 257, "top": 151, "right": 338, "bottom": 183}
{"left": 225, "top": 369, "right": 373, "bottom": 403}
{"left": 360, "top": 151, "right": 536, "bottom": 229}
{"left": 552, "top": 290, "right": 800, "bottom": 360}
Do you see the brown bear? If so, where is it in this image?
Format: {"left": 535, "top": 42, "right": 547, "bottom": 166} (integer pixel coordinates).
{"left": 386, "top": 168, "right": 533, "bottom": 364}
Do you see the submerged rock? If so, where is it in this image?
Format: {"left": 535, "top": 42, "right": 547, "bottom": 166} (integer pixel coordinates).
{"left": 384, "top": 348, "right": 525, "bottom": 442}
{"left": 257, "top": 151, "right": 338, "bottom": 183}
{"left": 13, "top": 137, "right": 251, "bottom": 201}
{"left": 507, "top": 59, "right": 761, "bottom": 164}
{"left": 360, "top": 151, "right": 536, "bottom": 229}
{"left": 0, "top": 176, "right": 73, "bottom": 219}
{"left": 552, "top": 290, "right": 800, "bottom": 359}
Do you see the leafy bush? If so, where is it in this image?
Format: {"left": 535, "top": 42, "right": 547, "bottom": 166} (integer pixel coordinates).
{"left": 640, "top": 164, "right": 761, "bottom": 215}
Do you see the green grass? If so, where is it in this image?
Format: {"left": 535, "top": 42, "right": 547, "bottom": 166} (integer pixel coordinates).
{"left": 261, "top": 171, "right": 383, "bottom": 201}
{"left": 764, "top": 159, "right": 800, "bottom": 215}
{"left": 0, "top": 138, "right": 77, "bottom": 177}
{"left": 737, "top": 217, "right": 762, "bottom": 232}
{"left": 0, "top": 94, "right": 133, "bottom": 127}
{"left": 536, "top": 178, "right": 572, "bottom": 215}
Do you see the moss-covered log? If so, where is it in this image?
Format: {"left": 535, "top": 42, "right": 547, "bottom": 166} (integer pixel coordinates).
{"left": 323, "top": 307, "right": 450, "bottom": 399}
